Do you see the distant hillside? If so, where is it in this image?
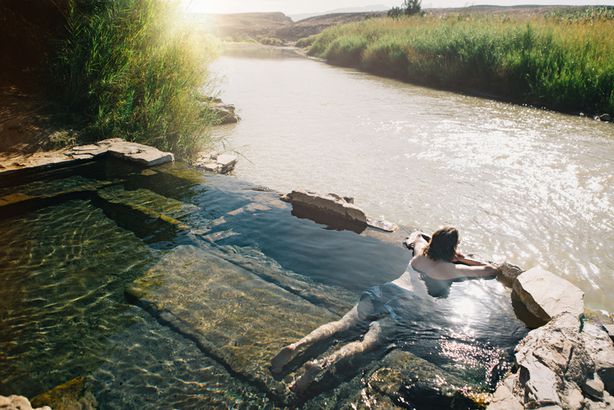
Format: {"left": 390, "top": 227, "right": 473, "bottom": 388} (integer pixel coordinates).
{"left": 191, "top": 11, "right": 384, "bottom": 43}
{"left": 277, "top": 12, "right": 386, "bottom": 41}
{"left": 190, "top": 6, "right": 614, "bottom": 45}
{"left": 192, "top": 12, "right": 293, "bottom": 41}
{"left": 290, "top": 4, "right": 389, "bottom": 21}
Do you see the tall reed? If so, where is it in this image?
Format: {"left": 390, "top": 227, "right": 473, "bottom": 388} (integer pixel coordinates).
{"left": 308, "top": 11, "right": 614, "bottom": 115}
{"left": 51, "top": 0, "right": 218, "bottom": 158}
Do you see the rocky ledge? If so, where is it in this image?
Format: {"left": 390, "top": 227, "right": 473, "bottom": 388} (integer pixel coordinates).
{"left": 488, "top": 267, "right": 614, "bottom": 410}
{"left": 0, "top": 138, "right": 174, "bottom": 174}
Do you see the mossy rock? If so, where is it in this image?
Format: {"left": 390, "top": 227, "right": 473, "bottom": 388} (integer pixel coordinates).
{"left": 31, "top": 376, "right": 97, "bottom": 410}
{"left": 125, "top": 245, "right": 351, "bottom": 404}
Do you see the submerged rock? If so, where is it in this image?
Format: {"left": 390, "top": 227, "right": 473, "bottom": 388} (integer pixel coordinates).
{"left": 125, "top": 245, "right": 347, "bottom": 404}
{"left": 366, "top": 350, "right": 486, "bottom": 409}
{"left": 512, "top": 266, "right": 584, "bottom": 327}
{"left": 30, "top": 376, "right": 97, "bottom": 410}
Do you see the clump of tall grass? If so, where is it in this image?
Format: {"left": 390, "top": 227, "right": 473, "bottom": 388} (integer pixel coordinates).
{"left": 308, "top": 12, "right": 614, "bottom": 115}
{"left": 51, "top": 0, "right": 219, "bottom": 158}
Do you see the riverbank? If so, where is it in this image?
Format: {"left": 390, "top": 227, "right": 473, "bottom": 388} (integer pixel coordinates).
{"left": 302, "top": 9, "right": 614, "bottom": 118}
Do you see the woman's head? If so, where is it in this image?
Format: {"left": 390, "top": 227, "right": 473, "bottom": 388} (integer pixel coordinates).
{"left": 423, "top": 226, "right": 459, "bottom": 262}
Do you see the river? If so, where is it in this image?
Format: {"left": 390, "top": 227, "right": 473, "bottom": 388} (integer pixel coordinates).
{"left": 211, "top": 46, "right": 614, "bottom": 312}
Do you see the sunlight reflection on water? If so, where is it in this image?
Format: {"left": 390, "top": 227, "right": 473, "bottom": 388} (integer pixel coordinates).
{"left": 211, "top": 51, "right": 614, "bottom": 311}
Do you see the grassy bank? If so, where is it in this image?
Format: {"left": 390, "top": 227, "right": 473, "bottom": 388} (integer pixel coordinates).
{"left": 51, "top": 0, "right": 219, "bottom": 158}
{"left": 304, "top": 8, "right": 614, "bottom": 116}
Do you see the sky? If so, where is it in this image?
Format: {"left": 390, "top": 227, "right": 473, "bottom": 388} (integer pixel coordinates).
{"left": 180, "top": 0, "right": 614, "bottom": 15}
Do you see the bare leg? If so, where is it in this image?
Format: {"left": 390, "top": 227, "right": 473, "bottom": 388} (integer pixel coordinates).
{"left": 290, "top": 319, "right": 387, "bottom": 395}
{"left": 271, "top": 304, "right": 365, "bottom": 374}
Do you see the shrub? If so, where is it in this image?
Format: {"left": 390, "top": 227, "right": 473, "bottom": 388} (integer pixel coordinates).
{"left": 51, "top": 0, "right": 217, "bottom": 158}
{"left": 307, "top": 13, "right": 614, "bottom": 115}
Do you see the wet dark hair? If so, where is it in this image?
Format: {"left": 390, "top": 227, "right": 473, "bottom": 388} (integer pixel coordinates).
{"left": 422, "top": 226, "right": 459, "bottom": 262}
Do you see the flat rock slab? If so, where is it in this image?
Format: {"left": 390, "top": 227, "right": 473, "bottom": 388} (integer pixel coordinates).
{"left": 97, "top": 185, "right": 199, "bottom": 222}
{"left": 0, "top": 138, "right": 173, "bottom": 176}
{"left": 83, "top": 138, "right": 174, "bottom": 167}
{"left": 125, "top": 245, "right": 342, "bottom": 404}
{"left": 512, "top": 267, "right": 584, "bottom": 327}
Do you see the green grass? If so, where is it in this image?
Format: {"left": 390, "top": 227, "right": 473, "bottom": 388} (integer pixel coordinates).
{"left": 307, "top": 9, "right": 614, "bottom": 115}
{"left": 51, "top": 0, "right": 219, "bottom": 158}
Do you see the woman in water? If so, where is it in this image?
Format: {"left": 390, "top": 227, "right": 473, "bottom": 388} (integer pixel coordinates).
{"left": 270, "top": 226, "right": 501, "bottom": 395}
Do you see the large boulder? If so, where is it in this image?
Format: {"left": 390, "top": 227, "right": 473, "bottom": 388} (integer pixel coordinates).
{"left": 512, "top": 267, "right": 584, "bottom": 327}
{"left": 488, "top": 313, "right": 614, "bottom": 409}
{"left": 281, "top": 190, "right": 368, "bottom": 232}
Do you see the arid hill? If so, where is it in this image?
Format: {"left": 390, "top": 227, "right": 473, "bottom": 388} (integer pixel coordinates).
{"left": 190, "top": 11, "right": 383, "bottom": 43}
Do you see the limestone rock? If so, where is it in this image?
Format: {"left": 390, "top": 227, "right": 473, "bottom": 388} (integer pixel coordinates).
{"left": 0, "top": 395, "right": 50, "bottom": 410}
{"left": 367, "top": 350, "right": 485, "bottom": 409}
{"left": 583, "top": 375, "right": 605, "bottom": 400}
{"left": 63, "top": 138, "right": 174, "bottom": 167}
{"left": 514, "top": 313, "right": 593, "bottom": 407}
{"left": 194, "top": 151, "right": 238, "bottom": 174}
{"left": 512, "top": 267, "right": 584, "bottom": 327}
{"left": 212, "top": 103, "right": 240, "bottom": 124}
{"left": 97, "top": 138, "right": 174, "bottom": 166}
{"left": 604, "top": 324, "right": 614, "bottom": 342}
{"left": 582, "top": 323, "right": 614, "bottom": 395}
{"left": 281, "top": 190, "right": 368, "bottom": 232}
{"left": 366, "top": 217, "right": 399, "bottom": 232}
{"left": 496, "top": 262, "right": 524, "bottom": 288}
{"left": 125, "top": 245, "right": 353, "bottom": 404}
{"left": 487, "top": 375, "right": 523, "bottom": 410}
{"left": 31, "top": 376, "right": 96, "bottom": 410}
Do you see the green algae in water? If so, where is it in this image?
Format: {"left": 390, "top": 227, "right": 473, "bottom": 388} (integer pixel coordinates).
{"left": 0, "top": 161, "right": 527, "bottom": 407}
{"left": 0, "top": 199, "right": 156, "bottom": 397}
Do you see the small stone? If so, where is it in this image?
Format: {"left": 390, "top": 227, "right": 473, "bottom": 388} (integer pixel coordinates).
{"left": 583, "top": 375, "right": 605, "bottom": 399}
{"left": 562, "top": 385, "right": 584, "bottom": 409}
{"left": 487, "top": 377, "right": 523, "bottom": 410}
{"left": 603, "top": 324, "right": 614, "bottom": 342}
{"left": 216, "top": 154, "right": 238, "bottom": 174}
{"left": 366, "top": 217, "right": 399, "bottom": 232}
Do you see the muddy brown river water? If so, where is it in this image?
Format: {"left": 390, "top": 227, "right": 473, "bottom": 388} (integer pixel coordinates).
{"left": 211, "top": 47, "right": 614, "bottom": 312}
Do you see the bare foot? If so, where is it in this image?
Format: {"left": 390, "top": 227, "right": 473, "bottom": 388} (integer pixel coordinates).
{"left": 290, "top": 360, "right": 323, "bottom": 396}
{"left": 270, "top": 344, "right": 298, "bottom": 375}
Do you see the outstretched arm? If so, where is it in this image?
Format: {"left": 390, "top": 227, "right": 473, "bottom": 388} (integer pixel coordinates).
{"left": 445, "top": 262, "right": 499, "bottom": 279}
{"left": 452, "top": 253, "right": 485, "bottom": 267}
